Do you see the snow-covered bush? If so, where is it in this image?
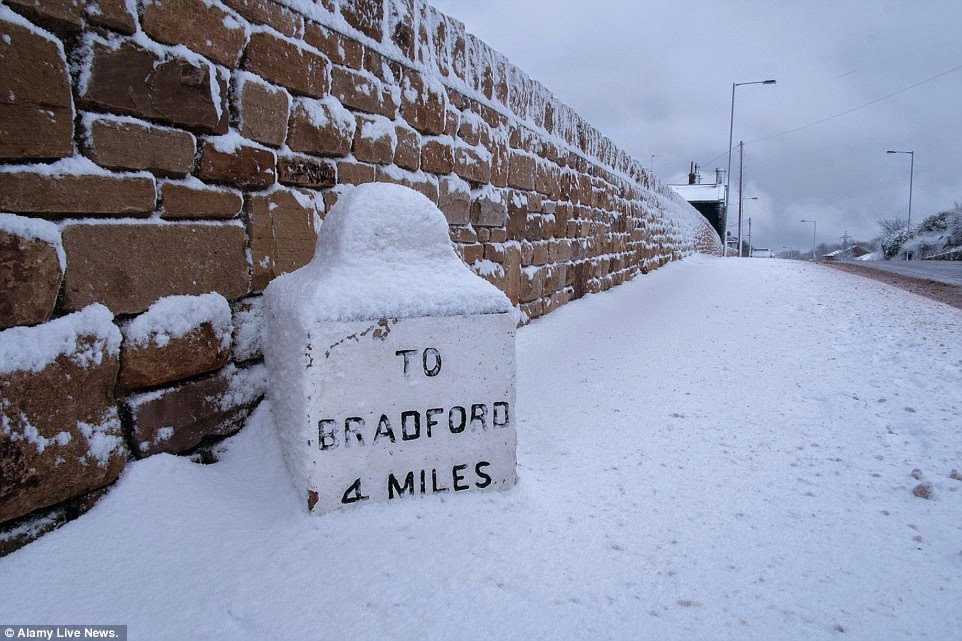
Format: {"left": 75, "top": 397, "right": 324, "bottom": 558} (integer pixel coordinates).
{"left": 902, "top": 204, "right": 962, "bottom": 259}
{"left": 878, "top": 218, "right": 909, "bottom": 259}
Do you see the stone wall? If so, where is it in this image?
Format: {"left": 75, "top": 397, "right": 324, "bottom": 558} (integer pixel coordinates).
{"left": 0, "top": 0, "right": 721, "bottom": 553}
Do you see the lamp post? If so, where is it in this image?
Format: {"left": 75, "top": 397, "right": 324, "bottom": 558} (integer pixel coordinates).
{"left": 724, "top": 78, "right": 776, "bottom": 256}
{"left": 886, "top": 149, "right": 914, "bottom": 259}
{"left": 801, "top": 219, "right": 817, "bottom": 260}
{"left": 650, "top": 154, "right": 656, "bottom": 173}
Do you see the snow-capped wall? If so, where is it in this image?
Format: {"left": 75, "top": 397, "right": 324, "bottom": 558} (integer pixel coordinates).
{"left": 0, "top": 0, "right": 721, "bottom": 551}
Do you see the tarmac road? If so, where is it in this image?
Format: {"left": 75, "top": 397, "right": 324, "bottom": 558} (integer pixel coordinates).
{"left": 852, "top": 260, "right": 962, "bottom": 287}
{"left": 822, "top": 259, "right": 962, "bottom": 310}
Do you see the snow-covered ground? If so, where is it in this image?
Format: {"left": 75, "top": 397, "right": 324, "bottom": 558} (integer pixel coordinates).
{"left": 2, "top": 255, "right": 961, "bottom": 640}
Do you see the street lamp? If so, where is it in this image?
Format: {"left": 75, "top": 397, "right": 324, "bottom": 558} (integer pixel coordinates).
{"left": 801, "top": 219, "right": 817, "bottom": 260}
{"left": 886, "top": 149, "right": 914, "bottom": 259}
{"left": 724, "top": 78, "right": 776, "bottom": 256}
{"left": 650, "top": 154, "right": 656, "bottom": 174}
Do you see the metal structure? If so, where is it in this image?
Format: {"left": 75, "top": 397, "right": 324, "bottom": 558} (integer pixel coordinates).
{"left": 724, "top": 79, "right": 776, "bottom": 256}
{"left": 886, "top": 149, "right": 915, "bottom": 259}
{"left": 801, "top": 219, "right": 817, "bottom": 260}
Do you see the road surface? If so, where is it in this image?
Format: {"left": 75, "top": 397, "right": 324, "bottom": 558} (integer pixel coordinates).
{"left": 852, "top": 260, "right": 962, "bottom": 287}
{"left": 822, "top": 259, "right": 962, "bottom": 310}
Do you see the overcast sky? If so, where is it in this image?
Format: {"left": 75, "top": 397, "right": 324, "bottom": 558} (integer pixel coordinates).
{"left": 429, "top": 0, "right": 962, "bottom": 252}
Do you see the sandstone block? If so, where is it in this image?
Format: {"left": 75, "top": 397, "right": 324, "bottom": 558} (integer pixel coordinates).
{"left": 508, "top": 151, "right": 537, "bottom": 191}
{"left": 0, "top": 216, "right": 63, "bottom": 330}
{"left": 323, "top": 191, "right": 339, "bottom": 211}
{"left": 233, "top": 75, "right": 290, "bottom": 148}
{"left": 454, "top": 145, "right": 492, "bottom": 184}
{"left": 531, "top": 241, "right": 549, "bottom": 266}
{"left": 449, "top": 225, "right": 478, "bottom": 244}
{"left": 160, "top": 180, "right": 243, "bottom": 220}
{"left": 244, "top": 31, "right": 329, "bottom": 98}
{"left": 550, "top": 239, "right": 573, "bottom": 263}
{"left": 525, "top": 215, "right": 545, "bottom": 242}
{"left": 0, "top": 169, "right": 156, "bottom": 218}
{"left": 86, "top": 0, "right": 136, "bottom": 32}
{"left": 520, "top": 266, "right": 544, "bottom": 302}
{"left": 391, "top": 16, "right": 415, "bottom": 60}
{"left": 353, "top": 115, "right": 397, "bottom": 165}
{"left": 83, "top": 115, "right": 195, "bottom": 176}
{"left": 339, "top": 0, "right": 383, "bottom": 41}
{"left": 503, "top": 243, "right": 521, "bottom": 306}
{"left": 61, "top": 223, "right": 249, "bottom": 314}
{"left": 331, "top": 67, "right": 397, "bottom": 118}
{"left": 438, "top": 177, "right": 470, "bottom": 225}
{"left": 432, "top": 16, "right": 450, "bottom": 76}
{"left": 0, "top": 305, "right": 126, "bottom": 524}
{"left": 287, "top": 97, "right": 356, "bottom": 156}
{"left": 542, "top": 290, "right": 562, "bottom": 315}
{"left": 303, "top": 22, "right": 363, "bottom": 68}
{"left": 198, "top": 139, "right": 276, "bottom": 189}
{"left": 520, "top": 300, "right": 543, "bottom": 323}
{"left": 479, "top": 104, "right": 504, "bottom": 130}
{"left": 474, "top": 261, "right": 505, "bottom": 296}
{"left": 221, "top": 0, "right": 301, "bottom": 38}
{"left": 543, "top": 265, "right": 561, "bottom": 293}
{"left": 277, "top": 153, "right": 336, "bottom": 189}
{"left": 79, "top": 40, "right": 228, "bottom": 134}
{"left": 0, "top": 15, "right": 73, "bottom": 161}
{"left": 457, "top": 112, "right": 486, "bottom": 147}
{"left": 142, "top": 0, "right": 248, "bottom": 68}
{"left": 536, "top": 162, "right": 562, "bottom": 200}
{"left": 554, "top": 202, "right": 571, "bottom": 230}
{"left": 337, "top": 160, "right": 376, "bottom": 185}
{"left": 124, "top": 365, "right": 266, "bottom": 457}
{"left": 400, "top": 70, "right": 446, "bottom": 135}
{"left": 444, "top": 106, "right": 460, "bottom": 138}
{"left": 119, "top": 293, "right": 232, "bottom": 389}
{"left": 484, "top": 243, "right": 506, "bottom": 263}
{"left": 571, "top": 261, "right": 590, "bottom": 299}
{"left": 519, "top": 240, "right": 534, "bottom": 265}
{"left": 489, "top": 140, "right": 509, "bottom": 188}
{"left": 450, "top": 34, "right": 466, "bottom": 82}
{"left": 246, "top": 189, "right": 318, "bottom": 290}
{"left": 421, "top": 138, "right": 454, "bottom": 174}
{"left": 7, "top": 0, "right": 134, "bottom": 34}
{"left": 3, "top": 0, "right": 83, "bottom": 35}
{"left": 394, "top": 124, "right": 421, "bottom": 171}
{"left": 457, "top": 243, "right": 484, "bottom": 265}
{"left": 505, "top": 192, "right": 528, "bottom": 240}
{"left": 362, "top": 48, "right": 401, "bottom": 85}
{"left": 471, "top": 189, "right": 508, "bottom": 228}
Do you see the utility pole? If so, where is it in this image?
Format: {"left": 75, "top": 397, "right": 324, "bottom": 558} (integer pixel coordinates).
{"left": 840, "top": 231, "right": 851, "bottom": 247}
{"left": 737, "top": 141, "right": 744, "bottom": 257}
{"left": 725, "top": 79, "right": 776, "bottom": 257}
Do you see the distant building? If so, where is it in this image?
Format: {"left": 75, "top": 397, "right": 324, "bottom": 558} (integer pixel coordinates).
{"left": 668, "top": 163, "right": 726, "bottom": 240}
{"left": 823, "top": 245, "right": 871, "bottom": 261}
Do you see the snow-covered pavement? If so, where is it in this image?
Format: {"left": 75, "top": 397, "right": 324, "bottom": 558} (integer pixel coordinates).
{"left": 2, "top": 255, "right": 960, "bottom": 640}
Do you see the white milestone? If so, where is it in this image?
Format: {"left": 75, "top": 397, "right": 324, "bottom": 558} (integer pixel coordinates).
{"left": 264, "top": 183, "right": 517, "bottom": 514}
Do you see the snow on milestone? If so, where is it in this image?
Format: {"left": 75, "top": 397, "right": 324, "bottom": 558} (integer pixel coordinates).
{"left": 265, "top": 183, "right": 511, "bottom": 323}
